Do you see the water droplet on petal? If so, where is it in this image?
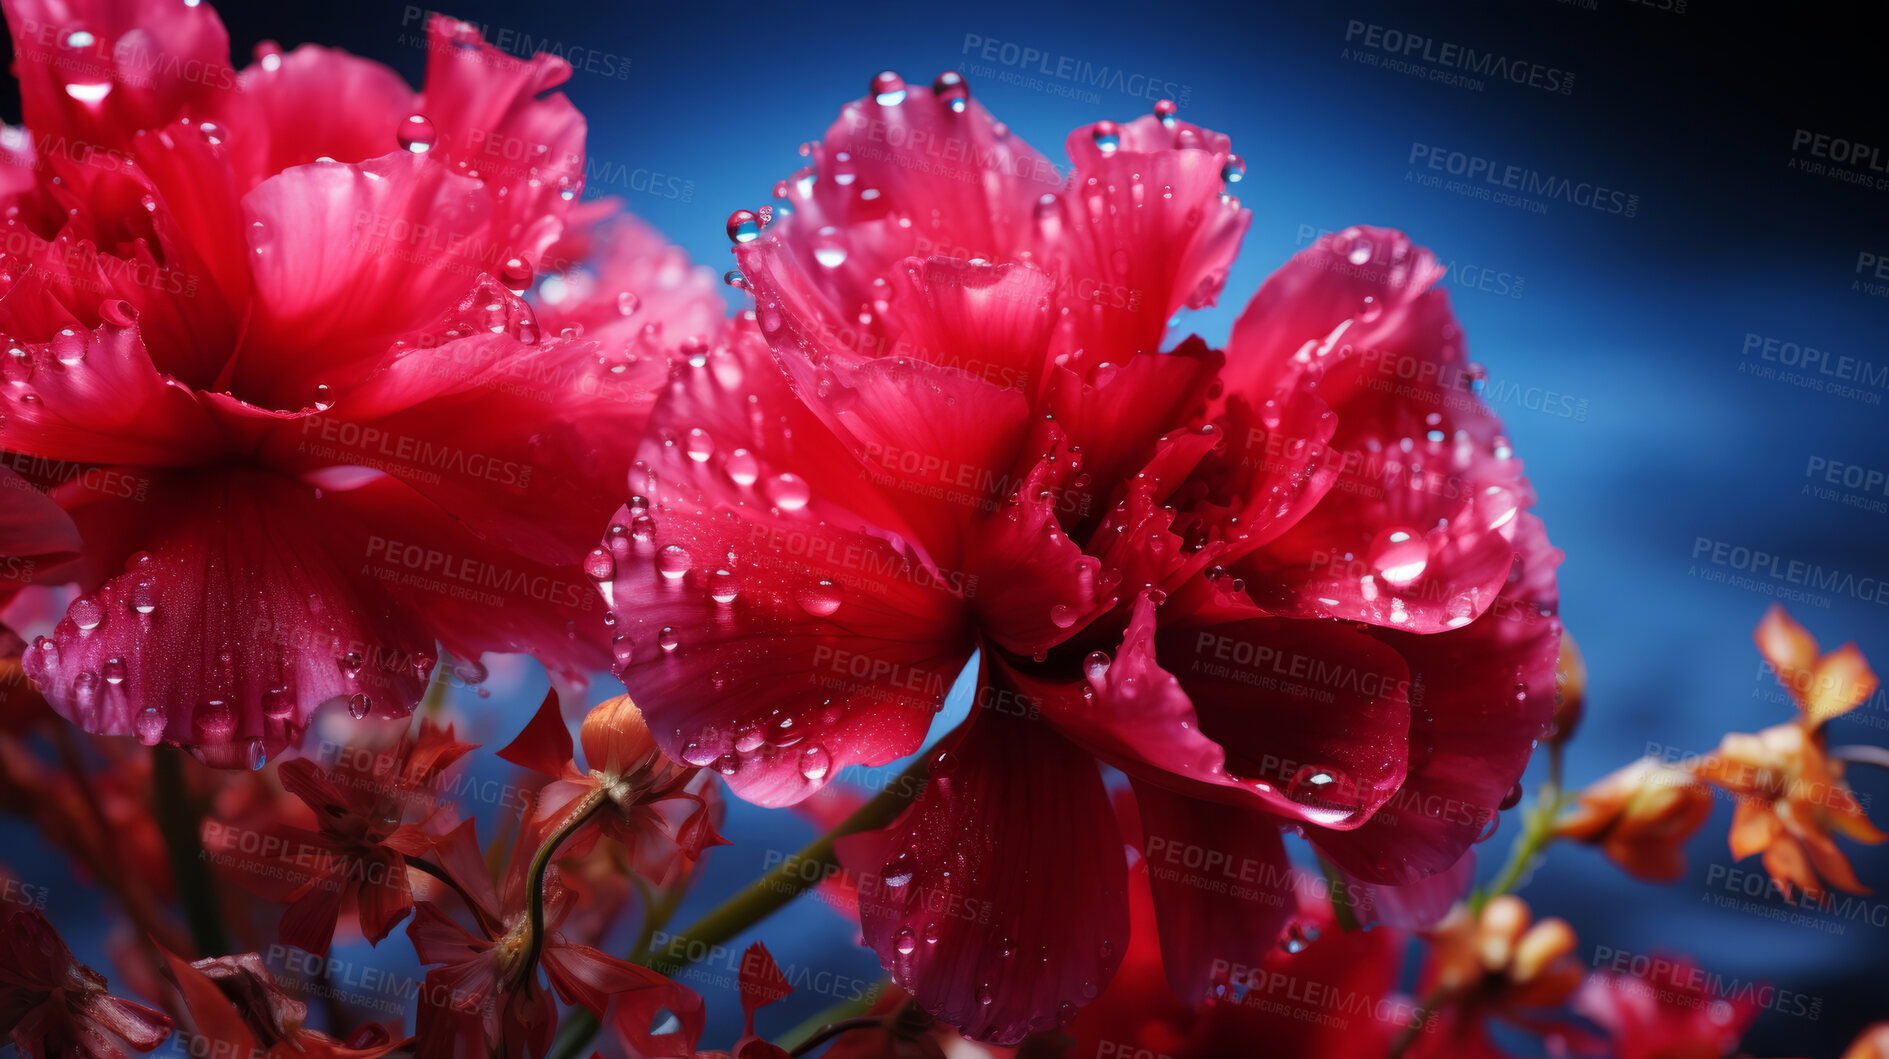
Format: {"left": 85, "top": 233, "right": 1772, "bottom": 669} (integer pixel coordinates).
{"left": 657, "top": 544, "right": 692, "bottom": 580}
{"left": 584, "top": 547, "right": 616, "bottom": 582}
{"left": 1091, "top": 121, "right": 1121, "bottom": 153}
{"left": 348, "top": 693, "right": 371, "bottom": 719}
{"left": 794, "top": 580, "right": 842, "bottom": 617}
{"left": 397, "top": 114, "right": 437, "bottom": 154}
{"left": 1221, "top": 155, "right": 1245, "bottom": 183}
{"left": 799, "top": 744, "right": 831, "bottom": 780}
{"left": 1368, "top": 525, "right": 1429, "bottom": 586}
{"left": 870, "top": 71, "right": 907, "bottom": 106}
{"left": 69, "top": 596, "right": 102, "bottom": 632}
{"left": 769, "top": 473, "right": 810, "bottom": 510}
{"left": 933, "top": 70, "right": 970, "bottom": 112}
{"left": 894, "top": 928, "right": 917, "bottom": 954}
{"left": 135, "top": 707, "right": 166, "bottom": 746}
{"left": 1154, "top": 99, "right": 1179, "bottom": 127}
{"left": 883, "top": 851, "right": 915, "bottom": 888}
{"left": 726, "top": 209, "right": 760, "bottom": 244}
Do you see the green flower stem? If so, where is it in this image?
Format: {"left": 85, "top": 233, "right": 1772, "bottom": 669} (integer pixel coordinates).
{"left": 547, "top": 754, "right": 931, "bottom": 1059}
{"left": 1475, "top": 744, "right": 1576, "bottom": 912}
{"left": 520, "top": 791, "right": 609, "bottom": 984}
{"left": 152, "top": 745, "right": 231, "bottom": 957}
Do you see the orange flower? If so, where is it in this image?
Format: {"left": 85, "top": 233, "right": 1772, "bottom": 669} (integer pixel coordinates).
{"left": 1843, "top": 1022, "right": 1889, "bottom": 1059}
{"left": 1427, "top": 896, "right": 1585, "bottom": 1010}
{"left": 1557, "top": 757, "right": 1714, "bottom": 882}
{"left": 1688, "top": 606, "right": 1886, "bottom": 904}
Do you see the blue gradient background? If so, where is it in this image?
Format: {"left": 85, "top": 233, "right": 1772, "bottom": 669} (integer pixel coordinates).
{"left": 7, "top": 0, "right": 1888, "bottom": 1054}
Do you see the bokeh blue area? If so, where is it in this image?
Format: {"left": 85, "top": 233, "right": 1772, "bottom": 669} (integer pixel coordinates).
{"left": 5, "top": 1, "right": 1887, "bottom": 1054}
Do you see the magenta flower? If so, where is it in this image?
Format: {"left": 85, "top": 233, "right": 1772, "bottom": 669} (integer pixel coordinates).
{"left": 601, "top": 76, "right": 1560, "bottom": 1042}
{"left": 0, "top": 0, "right": 722, "bottom": 766}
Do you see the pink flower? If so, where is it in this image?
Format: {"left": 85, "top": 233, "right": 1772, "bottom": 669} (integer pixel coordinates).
{"left": 602, "top": 75, "right": 1559, "bottom": 1042}
{"left": 1, "top": 907, "right": 173, "bottom": 1059}
{"left": 0, "top": 0, "right": 721, "bottom": 767}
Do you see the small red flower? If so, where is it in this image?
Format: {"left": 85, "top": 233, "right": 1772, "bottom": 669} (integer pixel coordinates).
{"left": 1, "top": 907, "right": 173, "bottom": 1059}
{"left": 159, "top": 948, "right": 403, "bottom": 1058}
{"left": 212, "top": 716, "right": 476, "bottom": 954}
{"left": 1570, "top": 956, "right": 1760, "bottom": 1059}
{"left": 605, "top": 941, "right": 792, "bottom": 1059}
{"left": 408, "top": 818, "right": 670, "bottom": 1059}
{"left": 497, "top": 690, "right": 726, "bottom": 886}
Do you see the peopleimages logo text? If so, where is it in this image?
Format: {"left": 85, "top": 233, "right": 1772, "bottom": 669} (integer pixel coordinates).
{"left": 1407, "top": 144, "right": 1639, "bottom": 216}
{"left": 1344, "top": 21, "right": 1574, "bottom": 94}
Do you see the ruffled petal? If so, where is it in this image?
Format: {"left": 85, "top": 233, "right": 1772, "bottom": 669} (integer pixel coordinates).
{"left": 19, "top": 469, "right": 435, "bottom": 767}
{"left": 0, "top": 465, "right": 81, "bottom": 566}
{"left": 216, "top": 44, "right": 417, "bottom": 191}
{"left": 1226, "top": 226, "right": 1527, "bottom": 633}
{"left": 1, "top": 0, "right": 235, "bottom": 151}
{"left": 1014, "top": 594, "right": 1410, "bottom": 829}
{"left": 0, "top": 318, "right": 223, "bottom": 466}
{"left": 1312, "top": 514, "right": 1560, "bottom": 884}
{"left": 1042, "top": 113, "right": 1249, "bottom": 368}
{"left": 844, "top": 698, "right": 1127, "bottom": 1045}
{"left": 229, "top": 153, "right": 525, "bottom": 410}
{"left": 605, "top": 327, "right": 972, "bottom": 807}
{"left": 495, "top": 688, "right": 575, "bottom": 779}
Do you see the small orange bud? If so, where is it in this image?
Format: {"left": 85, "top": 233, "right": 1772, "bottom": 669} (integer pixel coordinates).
{"left": 579, "top": 694, "right": 660, "bottom": 779}
{"left": 1550, "top": 630, "right": 1585, "bottom": 745}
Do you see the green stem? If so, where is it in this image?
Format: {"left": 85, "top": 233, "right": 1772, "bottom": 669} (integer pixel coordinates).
{"left": 519, "top": 791, "right": 608, "bottom": 985}
{"left": 787, "top": 1016, "right": 884, "bottom": 1057}
{"left": 1320, "top": 856, "right": 1361, "bottom": 933}
{"left": 1475, "top": 745, "right": 1576, "bottom": 913}
{"left": 152, "top": 746, "right": 230, "bottom": 957}
{"left": 547, "top": 755, "right": 930, "bottom": 1059}
{"left": 777, "top": 982, "right": 887, "bottom": 1053}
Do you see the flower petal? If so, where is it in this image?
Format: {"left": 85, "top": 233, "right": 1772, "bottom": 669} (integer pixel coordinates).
{"left": 606, "top": 327, "right": 972, "bottom": 807}
{"left": 1312, "top": 514, "right": 1560, "bottom": 885}
{"left": 845, "top": 699, "right": 1127, "bottom": 1045}
{"left": 20, "top": 469, "right": 435, "bottom": 767}
{"left": 1, "top": 0, "right": 234, "bottom": 151}
{"left": 1130, "top": 780, "right": 1294, "bottom": 1003}
{"left": 0, "top": 320, "right": 223, "bottom": 466}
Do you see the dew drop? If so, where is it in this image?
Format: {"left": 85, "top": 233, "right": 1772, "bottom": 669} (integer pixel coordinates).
{"left": 348, "top": 693, "right": 371, "bottom": 719}
{"left": 726, "top": 209, "right": 760, "bottom": 245}
{"left": 69, "top": 596, "right": 103, "bottom": 632}
{"left": 870, "top": 71, "right": 907, "bottom": 106}
{"left": 1091, "top": 121, "right": 1121, "bottom": 153}
{"left": 933, "top": 70, "right": 970, "bottom": 112}
{"left": 794, "top": 579, "right": 843, "bottom": 617}
{"left": 657, "top": 544, "right": 693, "bottom": 580}
{"left": 799, "top": 744, "right": 831, "bottom": 780}
{"left": 584, "top": 547, "right": 616, "bottom": 582}
{"left": 894, "top": 928, "right": 917, "bottom": 955}
{"left": 397, "top": 114, "right": 437, "bottom": 154}
{"left": 1221, "top": 154, "right": 1246, "bottom": 184}
{"left": 769, "top": 472, "right": 810, "bottom": 510}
